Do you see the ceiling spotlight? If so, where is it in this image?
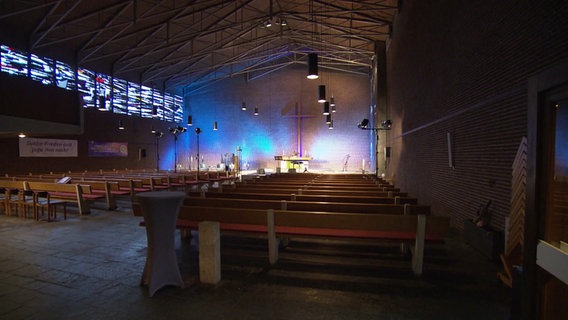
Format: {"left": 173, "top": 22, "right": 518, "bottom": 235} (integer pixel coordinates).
{"left": 357, "top": 118, "right": 369, "bottom": 129}
{"left": 357, "top": 119, "right": 392, "bottom": 131}
{"left": 153, "top": 131, "right": 164, "bottom": 138}
{"left": 381, "top": 120, "right": 393, "bottom": 129}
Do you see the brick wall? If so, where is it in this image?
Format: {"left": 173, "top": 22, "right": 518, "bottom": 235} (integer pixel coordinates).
{"left": 386, "top": 0, "right": 568, "bottom": 230}
{"left": 185, "top": 65, "right": 372, "bottom": 172}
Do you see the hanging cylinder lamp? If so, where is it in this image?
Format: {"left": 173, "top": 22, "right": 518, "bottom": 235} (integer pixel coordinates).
{"left": 307, "top": 53, "right": 319, "bottom": 79}
{"left": 318, "top": 85, "right": 326, "bottom": 103}
{"left": 241, "top": 101, "right": 247, "bottom": 111}
{"left": 328, "top": 120, "right": 334, "bottom": 129}
{"left": 325, "top": 114, "right": 332, "bottom": 124}
{"left": 254, "top": 107, "right": 259, "bottom": 115}
{"left": 213, "top": 121, "right": 218, "bottom": 131}
{"left": 187, "top": 115, "right": 193, "bottom": 126}
{"left": 323, "top": 101, "right": 330, "bottom": 115}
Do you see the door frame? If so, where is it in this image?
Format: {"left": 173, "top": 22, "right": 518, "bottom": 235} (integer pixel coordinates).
{"left": 525, "top": 59, "right": 568, "bottom": 319}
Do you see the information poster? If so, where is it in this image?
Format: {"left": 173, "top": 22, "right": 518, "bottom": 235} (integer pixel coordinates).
{"left": 19, "top": 138, "right": 78, "bottom": 157}
{"left": 88, "top": 141, "right": 128, "bottom": 157}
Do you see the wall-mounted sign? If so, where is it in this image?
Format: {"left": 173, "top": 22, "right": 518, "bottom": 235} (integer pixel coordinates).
{"left": 19, "top": 138, "right": 78, "bottom": 157}
{"left": 88, "top": 141, "right": 128, "bottom": 157}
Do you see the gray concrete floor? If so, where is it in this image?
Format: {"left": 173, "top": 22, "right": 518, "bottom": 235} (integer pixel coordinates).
{"left": 0, "top": 199, "right": 511, "bottom": 320}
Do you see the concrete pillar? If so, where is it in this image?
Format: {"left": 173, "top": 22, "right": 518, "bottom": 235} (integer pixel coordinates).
{"left": 198, "top": 221, "right": 221, "bottom": 284}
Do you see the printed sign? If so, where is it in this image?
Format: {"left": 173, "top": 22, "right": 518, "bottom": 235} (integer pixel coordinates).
{"left": 19, "top": 138, "right": 78, "bottom": 157}
{"left": 88, "top": 141, "right": 128, "bottom": 157}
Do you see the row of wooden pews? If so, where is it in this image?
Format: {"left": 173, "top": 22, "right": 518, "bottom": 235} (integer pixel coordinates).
{"left": 134, "top": 172, "right": 451, "bottom": 284}
{"left": 1, "top": 169, "right": 237, "bottom": 220}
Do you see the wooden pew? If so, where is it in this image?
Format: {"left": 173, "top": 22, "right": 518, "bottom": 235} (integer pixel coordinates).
{"left": 69, "top": 179, "right": 130, "bottom": 210}
{"left": 24, "top": 181, "right": 105, "bottom": 215}
{"left": 189, "top": 190, "right": 419, "bottom": 204}
{"left": 239, "top": 182, "right": 399, "bottom": 192}
{"left": 184, "top": 197, "right": 430, "bottom": 215}
{"left": 132, "top": 204, "right": 449, "bottom": 275}
{"left": 69, "top": 175, "right": 152, "bottom": 201}
{"left": 214, "top": 186, "right": 407, "bottom": 197}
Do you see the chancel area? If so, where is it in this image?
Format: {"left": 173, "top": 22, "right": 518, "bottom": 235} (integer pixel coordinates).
{"left": 1, "top": 1, "right": 567, "bottom": 319}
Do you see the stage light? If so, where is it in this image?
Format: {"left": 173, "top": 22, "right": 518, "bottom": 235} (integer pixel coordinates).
{"left": 357, "top": 118, "right": 369, "bottom": 129}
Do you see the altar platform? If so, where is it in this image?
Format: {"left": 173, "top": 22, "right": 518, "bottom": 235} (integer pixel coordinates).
{"left": 274, "top": 155, "right": 313, "bottom": 173}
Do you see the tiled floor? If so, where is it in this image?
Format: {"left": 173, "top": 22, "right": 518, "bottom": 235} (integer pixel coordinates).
{"left": 0, "top": 199, "right": 511, "bottom": 320}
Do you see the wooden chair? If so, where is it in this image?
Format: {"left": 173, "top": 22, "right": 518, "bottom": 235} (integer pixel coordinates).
{"left": 35, "top": 191, "right": 67, "bottom": 222}
{"left": 18, "top": 190, "right": 36, "bottom": 219}
{"left": 7, "top": 188, "right": 21, "bottom": 216}
{"left": 0, "top": 187, "right": 6, "bottom": 214}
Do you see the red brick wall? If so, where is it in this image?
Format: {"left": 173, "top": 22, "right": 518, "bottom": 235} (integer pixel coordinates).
{"left": 386, "top": 0, "right": 568, "bottom": 230}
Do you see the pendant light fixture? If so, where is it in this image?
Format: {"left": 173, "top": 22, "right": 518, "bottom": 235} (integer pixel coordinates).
{"left": 187, "top": 115, "right": 193, "bottom": 126}
{"left": 325, "top": 114, "right": 332, "bottom": 124}
{"left": 254, "top": 107, "right": 259, "bottom": 116}
{"left": 328, "top": 120, "right": 334, "bottom": 129}
{"left": 307, "top": 53, "right": 319, "bottom": 80}
{"left": 241, "top": 101, "right": 247, "bottom": 111}
{"left": 318, "top": 85, "right": 326, "bottom": 103}
{"left": 98, "top": 96, "right": 107, "bottom": 111}
{"left": 118, "top": 120, "right": 125, "bottom": 130}
{"left": 323, "top": 101, "right": 330, "bottom": 115}
{"left": 213, "top": 121, "right": 218, "bottom": 131}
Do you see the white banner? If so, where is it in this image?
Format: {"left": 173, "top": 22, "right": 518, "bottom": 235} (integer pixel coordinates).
{"left": 19, "top": 138, "right": 78, "bottom": 157}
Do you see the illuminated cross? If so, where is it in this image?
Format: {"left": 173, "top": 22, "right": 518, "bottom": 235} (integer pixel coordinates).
{"left": 284, "top": 102, "right": 315, "bottom": 156}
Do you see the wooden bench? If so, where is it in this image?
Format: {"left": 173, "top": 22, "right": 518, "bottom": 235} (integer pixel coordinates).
{"left": 25, "top": 181, "right": 105, "bottom": 215}
{"left": 133, "top": 204, "right": 450, "bottom": 276}
{"left": 214, "top": 186, "right": 408, "bottom": 197}
{"left": 70, "top": 180, "right": 130, "bottom": 210}
{"left": 241, "top": 183, "right": 399, "bottom": 191}
{"left": 189, "top": 190, "right": 419, "bottom": 204}
{"left": 184, "top": 196, "right": 430, "bottom": 215}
